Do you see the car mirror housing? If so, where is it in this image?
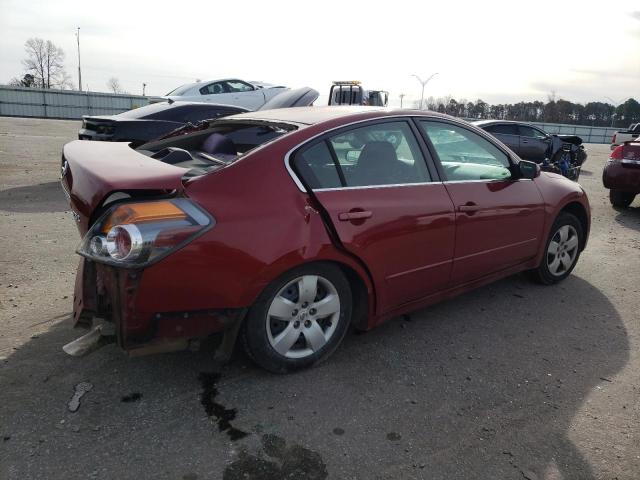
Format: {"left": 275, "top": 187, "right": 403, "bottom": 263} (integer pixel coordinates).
{"left": 518, "top": 160, "right": 540, "bottom": 179}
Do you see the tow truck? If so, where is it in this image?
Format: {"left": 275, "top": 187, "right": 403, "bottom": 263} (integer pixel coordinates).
{"left": 328, "top": 81, "right": 389, "bottom": 107}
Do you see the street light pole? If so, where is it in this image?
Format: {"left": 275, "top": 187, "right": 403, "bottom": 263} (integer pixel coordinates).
{"left": 399, "top": 93, "right": 405, "bottom": 108}
{"left": 76, "top": 27, "right": 82, "bottom": 92}
{"left": 411, "top": 73, "right": 439, "bottom": 110}
{"left": 143, "top": 83, "right": 147, "bottom": 96}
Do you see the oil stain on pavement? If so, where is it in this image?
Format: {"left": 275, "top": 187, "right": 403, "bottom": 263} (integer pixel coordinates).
{"left": 198, "top": 372, "right": 248, "bottom": 441}
{"left": 223, "top": 434, "right": 328, "bottom": 480}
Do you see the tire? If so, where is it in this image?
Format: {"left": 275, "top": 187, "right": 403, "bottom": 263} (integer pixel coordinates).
{"left": 527, "top": 212, "right": 584, "bottom": 285}
{"left": 241, "top": 263, "right": 352, "bottom": 373}
{"left": 609, "top": 190, "right": 635, "bottom": 208}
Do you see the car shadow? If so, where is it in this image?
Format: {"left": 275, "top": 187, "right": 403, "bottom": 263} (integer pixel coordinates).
{"left": 614, "top": 203, "right": 640, "bottom": 233}
{"left": 0, "top": 181, "right": 68, "bottom": 213}
{"left": 0, "top": 274, "right": 628, "bottom": 480}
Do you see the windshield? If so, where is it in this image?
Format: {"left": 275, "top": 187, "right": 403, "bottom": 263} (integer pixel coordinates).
{"left": 165, "top": 84, "right": 194, "bottom": 96}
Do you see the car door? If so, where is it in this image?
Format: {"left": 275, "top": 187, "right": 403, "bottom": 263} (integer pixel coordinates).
{"left": 484, "top": 123, "right": 520, "bottom": 154}
{"left": 224, "top": 80, "right": 265, "bottom": 110}
{"left": 417, "top": 120, "right": 546, "bottom": 285}
{"left": 518, "top": 125, "right": 551, "bottom": 161}
{"left": 291, "top": 120, "right": 456, "bottom": 315}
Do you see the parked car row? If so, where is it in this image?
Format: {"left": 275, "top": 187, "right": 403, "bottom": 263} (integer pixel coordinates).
{"left": 62, "top": 106, "right": 591, "bottom": 372}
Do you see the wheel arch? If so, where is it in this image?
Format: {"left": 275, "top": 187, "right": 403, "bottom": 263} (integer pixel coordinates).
{"left": 559, "top": 201, "right": 589, "bottom": 250}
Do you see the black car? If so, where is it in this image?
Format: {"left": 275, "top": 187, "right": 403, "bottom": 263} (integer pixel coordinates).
{"left": 78, "top": 87, "right": 319, "bottom": 147}
{"left": 78, "top": 102, "right": 249, "bottom": 147}
{"left": 475, "top": 120, "right": 587, "bottom": 180}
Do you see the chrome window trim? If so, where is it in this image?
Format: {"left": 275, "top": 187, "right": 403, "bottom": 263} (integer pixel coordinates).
{"left": 314, "top": 181, "right": 437, "bottom": 193}
{"left": 284, "top": 114, "right": 451, "bottom": 192}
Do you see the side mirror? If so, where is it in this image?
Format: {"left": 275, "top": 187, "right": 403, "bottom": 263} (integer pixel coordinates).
{"left": 518, "top": 160, "right": 540, "bottom": 179}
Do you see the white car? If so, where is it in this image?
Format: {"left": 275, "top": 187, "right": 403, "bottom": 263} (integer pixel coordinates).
{"left": 159, "top": 79, "right": 288, "bottom": 111}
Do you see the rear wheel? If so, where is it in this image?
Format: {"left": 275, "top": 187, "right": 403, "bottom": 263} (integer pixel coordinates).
{"left": 609, "top": 190, "right": 635, "bottom": 208}
{"left": 527, "top": 212, "right": 583, "bottom": 285}
{"left": 242, "top": 263, "right": 352, "bottom": 373}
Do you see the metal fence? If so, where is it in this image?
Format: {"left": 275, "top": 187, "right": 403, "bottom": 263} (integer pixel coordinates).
{"left": 0, "top": 85, "right": 619, "bottom": 144}
{"left": 0, "top": 85, "right": 156, "bottom": 119}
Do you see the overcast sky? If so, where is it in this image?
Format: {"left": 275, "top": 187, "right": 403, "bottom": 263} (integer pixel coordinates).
{"left": 1, "top": 0, "right": 638, "bottom": 106}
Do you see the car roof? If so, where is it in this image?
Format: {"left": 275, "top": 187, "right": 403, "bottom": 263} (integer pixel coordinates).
{"left": 224, "top": 106, "right": 453, "bottom": 127}
{"left": 474, "top": 119, "right": 540, "bottom": 128}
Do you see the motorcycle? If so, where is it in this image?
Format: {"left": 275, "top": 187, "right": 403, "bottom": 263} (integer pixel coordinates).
{"left": 541, "top": 135, "right": 586, "bottom": 181}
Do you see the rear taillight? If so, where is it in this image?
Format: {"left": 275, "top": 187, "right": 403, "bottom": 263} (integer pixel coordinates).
{"left": 77, "top": 199, "right": 213, "bottom": 268}
{"left": 609, "top": 145, "right": 624, "bottom": 162}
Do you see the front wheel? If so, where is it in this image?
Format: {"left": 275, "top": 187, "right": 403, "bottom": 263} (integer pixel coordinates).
{"left": 609, "top": 190, "right": 635, "bottom": 208}
{"left": 527, "top": 212, "right": 583, "bottom": 285}
{"left": 241, "top": 263, "right": 352, "bottom": 373}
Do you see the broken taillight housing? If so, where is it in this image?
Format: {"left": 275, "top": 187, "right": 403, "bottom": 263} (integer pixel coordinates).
{"left": 77, "top": 199, "right": 213, "bottom": 268}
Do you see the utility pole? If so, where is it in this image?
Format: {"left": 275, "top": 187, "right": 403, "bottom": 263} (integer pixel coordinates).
{"left": 411, "top": 73, "right": 439, "bottom": 110}
{"left": 399, "top": 94, "right": 405, "bottom": 108}
{"left": 76, "top": 27, "right": 82, "bottom": 91}
{"left": 142, "top": 83, "right": 147, "bottom": 96}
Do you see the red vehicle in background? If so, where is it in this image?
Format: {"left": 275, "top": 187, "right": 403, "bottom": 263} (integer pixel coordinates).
{"left": 61, "top": 107, "right": 590, "bottom": 373}
{"left": 603, "top": 140, "right": 640, "bottom": 208}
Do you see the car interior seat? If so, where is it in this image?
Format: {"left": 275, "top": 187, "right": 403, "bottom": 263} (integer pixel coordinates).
{"left": 200, "top": 133, "right": 238, "bottom": 161}
{"left": 351, "top": 141, "right": 412, "bottom": 185}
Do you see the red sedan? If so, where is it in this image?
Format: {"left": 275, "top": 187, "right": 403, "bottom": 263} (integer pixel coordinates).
{"left": 603, "top": 140, "right": 640, "bottom": 208}
{"left": 61, "top": 107, "right": 590, "bottom": 373}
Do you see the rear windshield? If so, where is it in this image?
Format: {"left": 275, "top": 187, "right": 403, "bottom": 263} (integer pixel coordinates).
{"left": 117, "top": 102, "right": 183, "bottom": 120}
{"left": 165, "top": 84, "right": 194, "bottom": 96}
{"left": 136, "top": 121, "right": 298, "bottom": 175}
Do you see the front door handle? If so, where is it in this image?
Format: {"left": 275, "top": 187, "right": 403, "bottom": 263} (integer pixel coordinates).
{"left": 338, "top": 210, "right": 373, "bottom": 221}
{"left": 458, "top": 203, "right": 480, "bottom": 214}
{"left": 521, "top": 139, "right": 529, "bottom": 144}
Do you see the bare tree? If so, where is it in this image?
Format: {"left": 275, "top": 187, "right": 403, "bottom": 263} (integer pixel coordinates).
{"left": 21, "top": 38, "right": 70, "bottom": 89}
{"left": 8, "top": 74, "right": 36, "bottom": 87}
{"left": 106, "top": 77, "right": 124, "bottom": 94}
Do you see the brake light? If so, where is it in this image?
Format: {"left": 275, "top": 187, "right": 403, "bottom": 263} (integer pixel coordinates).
{"left": 610, "top": 145, "right": 624, "bottom": 162}
{"left": 78, "top": 199, "right": 213, "bottom": 267}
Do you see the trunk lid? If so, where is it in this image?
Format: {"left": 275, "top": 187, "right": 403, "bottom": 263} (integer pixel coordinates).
{"left": 61, "top": 140, "right": 187, "bottom": 234}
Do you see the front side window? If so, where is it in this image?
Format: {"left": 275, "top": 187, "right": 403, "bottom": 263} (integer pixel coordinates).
{"left": 199, "top": 82, "right": 226, "bottom": 95}
{"left": 225, "top": 80, "right": 255, "bottom": 93}
{"left": 294, "top": 121, "right": 431, "bottom": 189}
{"left": 519, "top": 125, "right": 548, "bottom": 139}
{"left": 419, "top": 121, "right": 512, "bottom": 182}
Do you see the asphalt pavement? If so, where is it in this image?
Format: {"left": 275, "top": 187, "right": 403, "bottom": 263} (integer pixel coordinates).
{"left": 0, "top": 117, "right": 638, "bottom": 480}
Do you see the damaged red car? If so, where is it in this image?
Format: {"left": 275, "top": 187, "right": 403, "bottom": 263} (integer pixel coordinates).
{"left": 61, "top": 107, "right": 590, "bottom": 373}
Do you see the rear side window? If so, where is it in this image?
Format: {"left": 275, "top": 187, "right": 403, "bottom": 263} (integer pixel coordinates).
{"left": 294, "top": 121, "right": 431, "bottom": 189}
{"left": 294, "top": 142, "right": 342, "bottom": 189}
{"left": 486, "top": 124, "right": 518, "bottom": 135}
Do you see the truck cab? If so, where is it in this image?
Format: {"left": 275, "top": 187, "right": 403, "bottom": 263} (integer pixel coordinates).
{"left": 328, "top": 81, "right": 389, "bottom": 107}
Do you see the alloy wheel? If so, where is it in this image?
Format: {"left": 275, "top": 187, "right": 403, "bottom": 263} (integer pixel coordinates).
{"left": 266, "top": 275, "right": 340, "bottom": 359}
{"left": 546, "top": 225, "right": 579, "bottom": 276}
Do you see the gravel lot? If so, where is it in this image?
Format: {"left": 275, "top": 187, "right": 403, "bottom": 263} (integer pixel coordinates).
{"left": 0, "top": 117, "right": 638, "bottom": 480}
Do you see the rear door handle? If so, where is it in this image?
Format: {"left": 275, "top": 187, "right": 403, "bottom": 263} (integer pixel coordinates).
{"left": 338, "top": 210, "right": 373, "bottom": 221}
{"left": 458, "top": 203, "right": 480, "bottom": 213}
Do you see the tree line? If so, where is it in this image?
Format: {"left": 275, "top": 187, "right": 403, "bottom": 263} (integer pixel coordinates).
{"left": 8, "top": 38, "right": 127, "bottom": 93}
{"left": 415, "top": 95, "right": 640, "bottom": 128}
